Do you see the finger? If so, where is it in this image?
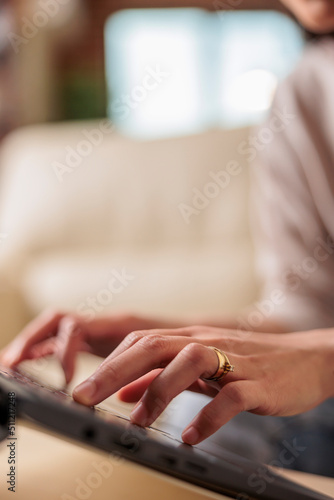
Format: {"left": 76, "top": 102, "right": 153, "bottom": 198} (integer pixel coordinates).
{"left": 56, "top": 316, "right": 85, "bottom": 384}
{"left": 182, "top": 381, "right": 259, "bottom": 445}
{"left": 119, "top": 375, "right": 220, "bottom": 403}
{"left": 101, "top": 327, "right": 201, "bottom": 365}
{"left": 129, "top": 343, "right": 230, "bottom": 427}
{"left": 118, "top": 371, "right": 220, "bottom": 403}
{"left": 1, "top": 310, "right": 64, "bottom": 367}
{"left": 117, "top": 370, "right": 162, "bottom": 403}
{"left": 186, "top": 379, "right": 220, "bottom": 398}
{"left": 72, "top": 336, "right": 217, "bottom": 406}
{"left": 28, "top": 337, "right": 58, "bottom": 359}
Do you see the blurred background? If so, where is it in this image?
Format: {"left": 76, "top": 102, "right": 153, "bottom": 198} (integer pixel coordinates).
{"left": 0, "top": 0, "right": 306, "bottom": 347}
{"left": 0, "top": 0, "right": 304, "bottom": 134}
{"left": 3, "top": 6, "right": 334, "bottom": 497}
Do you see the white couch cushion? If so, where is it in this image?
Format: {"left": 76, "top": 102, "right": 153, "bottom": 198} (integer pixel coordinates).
{"left": 0, "top": 123, "right": 251, "bottom": 265}
{"left": 20, "top": 244, "right": 257, "bottom": 318}
{"left": 0, "top": 122, "right": 258, "bottom": 323}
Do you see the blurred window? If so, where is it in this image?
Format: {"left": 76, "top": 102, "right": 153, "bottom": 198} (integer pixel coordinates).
{"left": 105, "top": 9, "right": 305, "bottom": 139}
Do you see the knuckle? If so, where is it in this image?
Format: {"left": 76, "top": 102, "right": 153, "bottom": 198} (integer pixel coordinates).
{"left": 22, "top": 309, "right": 64, "bottom": 342}
{"left": 124, "top": 331, "right": 145, "bottom": 347}
{"left": 182, "top": 342, "right": 205, "bottom": 365}
{"left": 138, "top": 334, "right": 165, "bottom": 352}
{"left": 99, "top": 362, "right": 119, "bottom": 385}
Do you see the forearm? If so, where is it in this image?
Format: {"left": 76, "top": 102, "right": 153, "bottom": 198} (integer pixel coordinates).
{"left": 157, "top": 311, "right": 291, "bottom": 334}
{"left": 188, "top": 313, "right": 291, "bottom": 333}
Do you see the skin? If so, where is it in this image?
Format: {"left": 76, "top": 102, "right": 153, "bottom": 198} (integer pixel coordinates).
{"left": 1, "top": 0, "right": 334, "bottom": 445}
{"left": 1, "top": 310, "right": 334, "bottom": 445}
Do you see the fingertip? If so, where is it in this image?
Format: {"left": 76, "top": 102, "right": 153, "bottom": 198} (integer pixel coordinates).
{"left": 117, "top": 371, "right": 160, "bottom": 403}
{"left": 130, "top": 401, "right": 149, "bottom": 426}
{"left": 117, "top": 387, "right": 141, "bottom": 403}
{"left": 116, "top": 388, "right": 128, "bottom": 401}
{"left": 0, "top": 351, "right": 21, "bottom": 368}
{"left": 182, "top": 426, "right": 200, "bottom": 446}
{"left": 61, "top": 358, "right": 74, "bottom": 385}
{"left": 72, "top": 378, "right": 97, "bottom": 406}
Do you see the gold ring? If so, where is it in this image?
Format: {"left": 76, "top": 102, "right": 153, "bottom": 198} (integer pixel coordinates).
{"left": 202, "top": 346, "right": 235, "bottom": 382}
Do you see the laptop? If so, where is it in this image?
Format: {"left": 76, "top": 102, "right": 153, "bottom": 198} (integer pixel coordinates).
{"left": 0, "top": 365, "right": 331, "bottom": 500}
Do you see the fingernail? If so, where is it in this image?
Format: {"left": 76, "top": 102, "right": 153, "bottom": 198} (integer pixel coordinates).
{"left": 130, "top": 402, "right": 149, "bottom": 426}
{"left": 182, "top": 426, "right": 200, "bottom": 445}
{"left": 73, "top": 379, "right": 97, "bottom": 405}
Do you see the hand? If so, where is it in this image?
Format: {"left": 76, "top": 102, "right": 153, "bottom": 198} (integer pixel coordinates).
{"left": 72, "top": 326, "right": 334, "bottom": 445}
{"left": 0, "top": 309, "right": 176, "bottom": 383}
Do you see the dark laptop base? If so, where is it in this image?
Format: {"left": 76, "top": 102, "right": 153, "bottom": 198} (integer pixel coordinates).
{"left": 0, "top": 367, "right": 332, "bottom": 500}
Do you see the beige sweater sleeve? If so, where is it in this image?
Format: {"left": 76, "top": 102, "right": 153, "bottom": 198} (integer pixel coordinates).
{"left": 251, "top": 37, "right": 334, "bottom": 331}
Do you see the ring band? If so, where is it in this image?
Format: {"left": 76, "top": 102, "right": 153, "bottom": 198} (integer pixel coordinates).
{"left": 202, "top": 346, "right": 235, "bottom": 382}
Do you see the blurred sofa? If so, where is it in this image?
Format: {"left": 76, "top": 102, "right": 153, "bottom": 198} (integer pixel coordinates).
{"left": 0, "top": 121, "right": 259, "bottom": 348}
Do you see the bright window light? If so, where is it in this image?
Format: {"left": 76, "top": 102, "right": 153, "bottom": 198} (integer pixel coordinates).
{"left": 216, "top": 11, "right": 305, "bottom": 128}
{"left": 105, "top": 9, "right": 305, "bottom": 139}
{"left": 105, "top": 9, "right": 212, "bottom": 139}
{"left": 226, "top": 70, "right": 278, "bottom": 113}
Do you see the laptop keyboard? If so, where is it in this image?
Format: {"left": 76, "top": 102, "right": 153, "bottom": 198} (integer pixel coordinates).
{"left": 0, "top": 366, "right": 180, "bottom": 441}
